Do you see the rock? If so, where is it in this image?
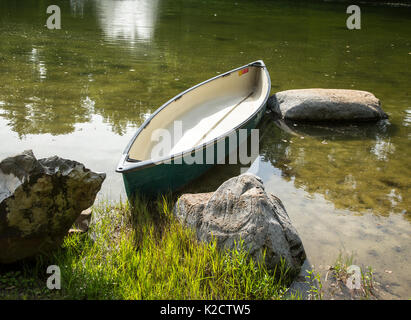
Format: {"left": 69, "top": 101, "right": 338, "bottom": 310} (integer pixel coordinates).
{"left": 286, "top": 259, "right": 313, "bottom": 299}
{"left": 68, "top": 208, "right": 92, "bottom": 234}
{"left": 174, "top": 173, "right": 306, "bottom": 274}
{"left": 0, "top": 150, "right": 105, "bottom": 263}
{"left": 273, "top": 118, "right": 391, "bottom": 140}
{"left": 268, "top": 89, "right": 388, "bottom": 122}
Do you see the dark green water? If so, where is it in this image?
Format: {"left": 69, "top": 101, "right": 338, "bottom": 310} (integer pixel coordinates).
{"left": 0, "top": 0, "right": 410, "bottom": 298}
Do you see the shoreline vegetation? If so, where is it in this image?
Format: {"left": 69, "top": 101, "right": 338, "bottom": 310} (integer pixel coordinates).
{"left": 0, "top": 197, "right": 296, "bottom": 300}
{"left": 0, "top": 196, "right": 379, "bottom": 300}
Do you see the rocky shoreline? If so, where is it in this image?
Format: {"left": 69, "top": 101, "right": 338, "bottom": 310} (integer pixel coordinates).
{"left": 0, "top": 88, "right": 390, "bottom": 298}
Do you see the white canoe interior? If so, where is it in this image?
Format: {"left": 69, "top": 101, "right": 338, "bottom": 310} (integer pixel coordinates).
{"left": 128, "top": 65, "right": 269, "bottom": 161}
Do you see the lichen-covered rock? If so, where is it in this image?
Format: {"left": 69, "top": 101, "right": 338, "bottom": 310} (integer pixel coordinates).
{"left": 0, "top": 150, "right": 105, "bottom": 263}
{"left": 268, "top": 89, "right": 388, "bottom": 122}
{"left": 174, "top": 173, "right": 306, "bottom": 275}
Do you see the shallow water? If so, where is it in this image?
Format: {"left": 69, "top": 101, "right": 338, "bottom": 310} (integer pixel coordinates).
{"left": 0, "top": 0, "right": 410, "bottom": 298}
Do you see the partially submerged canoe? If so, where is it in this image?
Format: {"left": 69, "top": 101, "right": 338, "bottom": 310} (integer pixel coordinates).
{"left": 116, "top": 60, "right": 271, "bottom": 199}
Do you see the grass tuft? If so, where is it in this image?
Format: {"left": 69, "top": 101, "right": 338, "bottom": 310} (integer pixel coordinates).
{"left": 325, "top": 252, "right": 377, "bottom": 299}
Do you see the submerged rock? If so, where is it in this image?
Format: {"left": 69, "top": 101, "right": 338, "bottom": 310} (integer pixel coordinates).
{"left": 0, "top": 150, "right": 105, "bottom": 263}
{"left": 268, "top": 89, "right": 388, "bottom": 122}
{"left": 174, "top": 173, "right": 306, "bottom": 275}
{"left": 273, "top": 118, "right": 392, "bottom": 140}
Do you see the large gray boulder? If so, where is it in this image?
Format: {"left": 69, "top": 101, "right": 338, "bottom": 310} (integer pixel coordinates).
{"left": 174, "top": 173, "right": 306, "bottom": 275}
{"left": 269, "top": 89, "right": 388, "bottom": 122}
{"left": 0, "top": 150, "right": 105, "bottom": 263}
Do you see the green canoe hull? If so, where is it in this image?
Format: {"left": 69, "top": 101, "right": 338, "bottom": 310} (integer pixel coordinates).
{"left": 122, "top": 105, "right": 266, "bottom": 199}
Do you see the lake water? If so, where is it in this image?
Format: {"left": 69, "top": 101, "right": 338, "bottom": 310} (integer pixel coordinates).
{"left": 0, "top": 0, "right": 410, "bottom": 298}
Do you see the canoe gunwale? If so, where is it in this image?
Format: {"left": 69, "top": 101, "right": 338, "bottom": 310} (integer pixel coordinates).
{"left": 116, "top": 60, "right": 271, "bottom": 173}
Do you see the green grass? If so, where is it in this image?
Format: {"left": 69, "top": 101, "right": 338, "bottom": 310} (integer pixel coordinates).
{"left": 305, "top": 267, "right": 323, "bottom": 300}
{"left": 325, "top": 252, "right": 377, "bottom": 299}
{"left": 0, "top": 196, "right": 298, "bottom": 300}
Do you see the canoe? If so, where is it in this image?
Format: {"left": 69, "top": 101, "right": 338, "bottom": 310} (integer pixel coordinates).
{"left": 116, "top": 60, "right": 271, "bottom": 199}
